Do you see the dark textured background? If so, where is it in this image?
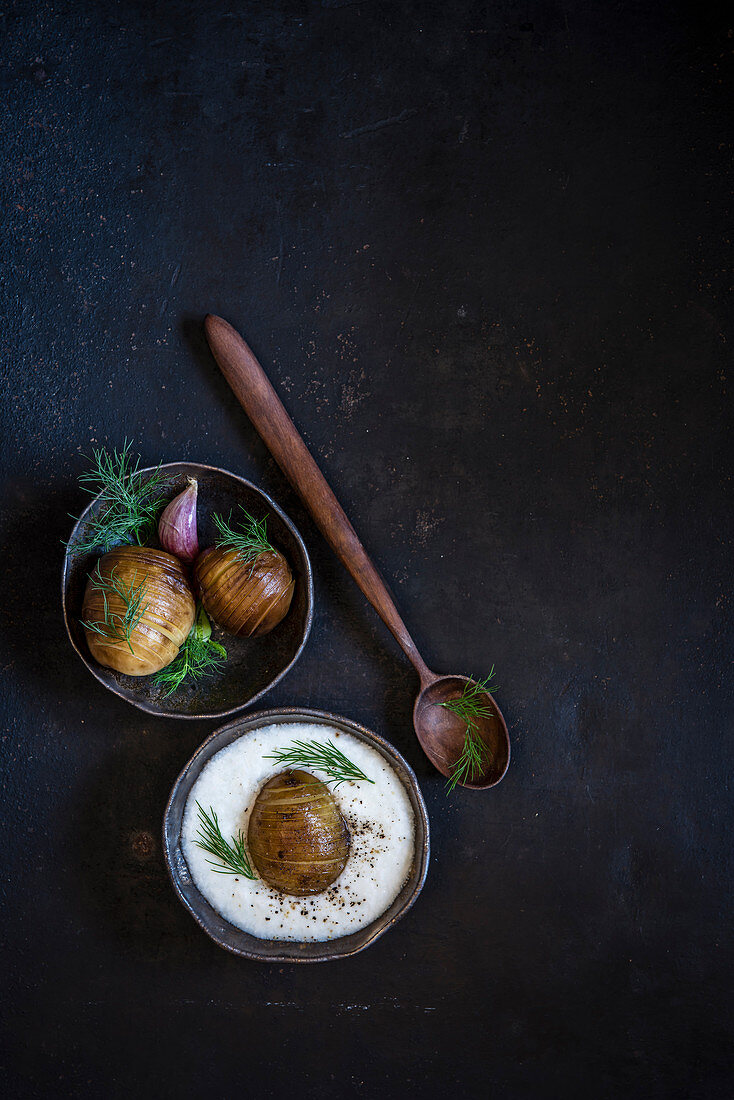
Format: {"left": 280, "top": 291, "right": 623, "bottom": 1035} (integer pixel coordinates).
{"left": 1, "top": 2, "right": 732, "bottom": 1097}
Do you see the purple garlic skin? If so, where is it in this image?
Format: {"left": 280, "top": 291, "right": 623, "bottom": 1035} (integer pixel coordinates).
{"left": 158, "top": 477, "right": 199, "bottom": 562}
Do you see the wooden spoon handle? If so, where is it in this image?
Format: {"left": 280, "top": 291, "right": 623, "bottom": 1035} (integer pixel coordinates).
{"left": 204, "top": 314, "right": 433, "bottom": 684}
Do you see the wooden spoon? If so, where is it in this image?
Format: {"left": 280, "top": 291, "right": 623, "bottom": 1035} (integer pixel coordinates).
{"left": 204, "top": 314, "right": 510, "bottom": 789}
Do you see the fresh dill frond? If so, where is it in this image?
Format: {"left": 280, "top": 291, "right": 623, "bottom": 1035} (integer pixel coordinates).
{"left": 445, "top": 727, "right": 487, "bottom": 794}
{"left": 72, "top": 440, "right": 166, "bottom": 553}
{"left": 439, "top": 668, "right": 497, "bottom": 727}
{"left": 264, "top": 739, "right": 374, "bottom": 787}
{"left": 212, "top": 507, "right": 274, "bottom": 565}
{"left": 152, "top": 605, "right": 227, "bottom": 696}
{"left": 194, "top": 803, "right": 257, "bottom": 878}
{"left": 80, "top": 563, "right": 148, "bottom": 654}
{"left": 440, "top": 669, "right": 497, "bottom": 793}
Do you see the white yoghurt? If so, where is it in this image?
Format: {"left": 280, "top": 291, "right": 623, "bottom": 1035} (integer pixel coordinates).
{"left": 181, "top": 722, "right": 416, "bottom": 941}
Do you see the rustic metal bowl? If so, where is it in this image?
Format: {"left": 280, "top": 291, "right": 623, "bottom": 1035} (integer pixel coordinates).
{"left": 62, "top": 463, "right": 313, "bottom": 719}
{"left": 163, "top": 707, "right": 430, "bottom": 962}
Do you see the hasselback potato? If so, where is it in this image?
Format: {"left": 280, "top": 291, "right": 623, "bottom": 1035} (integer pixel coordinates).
{"left": 194, "top": 546, "right": 294, "bottom": 637}
{"left": 247, "top": 769, "right": 350, "bottom": 896}
{"left": 82, "top": 546, "right": 196, "bottom": 676}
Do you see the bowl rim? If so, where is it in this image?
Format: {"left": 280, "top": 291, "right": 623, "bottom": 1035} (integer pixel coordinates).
{"left": 162, "top": 706, "right": 431, "bottom": 962}
{"left": 61, "top": 461, "right": 314, "bottom": 720}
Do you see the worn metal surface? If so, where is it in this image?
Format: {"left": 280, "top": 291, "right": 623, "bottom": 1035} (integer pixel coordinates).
{"left": 1, "top": 1, "right": 731, "bottom": 1097}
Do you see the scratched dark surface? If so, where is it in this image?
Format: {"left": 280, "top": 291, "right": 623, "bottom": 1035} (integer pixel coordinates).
{"left": 1, "top": 1, "right": 732, "bottom": 1097}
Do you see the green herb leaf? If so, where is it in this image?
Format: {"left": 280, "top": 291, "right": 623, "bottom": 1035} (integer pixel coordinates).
{"left": 439, "top": 668, "right": 497, "bottom": 728}
{"left": 264, "top": 739, "right": 374, "bottom": 787}
{"left": 71, "top": 440, "right": 166, "bottom": 553}
{"left": 80, "top": 563, "right": 148, "bottom": 654}
{"left": 444, "top": 727, "right": 488, "bottom": 794}
{"left": 152, "top": 605, "right": 227, "bottom": 696}
{"left": 194, "top": 803, "right": 256, "bottom": 879}
{"left": 212, "top": 507, "right": 274, "bottom": 565}
{"left": 440, "top": 669, "right": 497, "bottom": 794}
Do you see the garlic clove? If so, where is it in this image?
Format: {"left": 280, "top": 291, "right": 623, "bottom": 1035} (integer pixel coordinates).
{"left": 158, "top": 477, "right": 199, "bottom": 562}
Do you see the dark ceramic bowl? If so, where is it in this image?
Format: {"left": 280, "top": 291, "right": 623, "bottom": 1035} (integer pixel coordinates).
{"left": 163, "top": 707, "right": 430, "bottom": 962}
{"left": 62, "top": 463, "right": 313, "bottom": 719}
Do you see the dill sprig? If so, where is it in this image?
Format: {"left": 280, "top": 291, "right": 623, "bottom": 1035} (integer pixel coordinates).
{"left": 194, "top": 803, "right": 257, "bottom": 878}
{"left": 440, "top": 669, "right": 497, "bottom": 728}
{"left": 440, "top": 669, "right": 497, "bottom": 794}
{"left": 152, "top": 605, "right": 227, "bottom": 696}
{"left": 72, "top": 440, "right": 166, "bottom": 553}
{"left": 264, "top": 739, "right": 374, "bottom": 788}
{"left": 80, "top": 563, "right": 148, "bottom": 655}
{"left": 212, "top": 507, "right": 274, "bottom": 565}
{"left": 444, "top": 728, "right": 487, "bottom": 794}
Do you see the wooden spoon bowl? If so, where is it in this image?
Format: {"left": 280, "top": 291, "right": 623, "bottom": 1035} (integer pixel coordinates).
{"left": 413, "top": 674, "right": 510, "bottom": 789}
